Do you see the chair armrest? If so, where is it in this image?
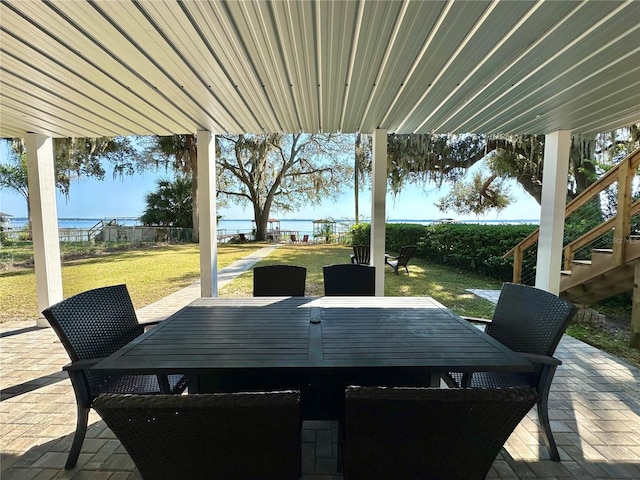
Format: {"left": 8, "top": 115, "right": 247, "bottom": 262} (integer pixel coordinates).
{"left": 138, "top": 320, "right": 163, "bottom": 331}
{"left": 461, "top": 316, "right": 492, "bottom": 325}
{"left": 519, "top": 352, "right": 562, "bottom": 366}
{"left": 62, "top": 357, "right": 107, "bottom": 371}
{"left": 139, "top": 319, "right": 162, "bottom": 326}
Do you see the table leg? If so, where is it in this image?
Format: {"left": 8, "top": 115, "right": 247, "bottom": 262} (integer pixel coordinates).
{"left": 187, "top": 374, "right": 200, "bottom": 394}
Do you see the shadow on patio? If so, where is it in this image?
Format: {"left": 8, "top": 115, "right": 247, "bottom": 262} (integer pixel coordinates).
{"left": 1, "top": 303, "right": 639, "bottom": 479}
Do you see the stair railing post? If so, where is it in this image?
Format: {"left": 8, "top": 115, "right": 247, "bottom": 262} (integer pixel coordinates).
{"left": 513, "top": 247, "right": 522, "bottom": 283}
{"left": 613, "top": 156, "right": 632, "bottom": 266}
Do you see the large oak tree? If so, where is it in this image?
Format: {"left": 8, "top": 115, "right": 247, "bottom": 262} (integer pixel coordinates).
{"left": 217, "top": 133, "right": 353, "bottom": 240}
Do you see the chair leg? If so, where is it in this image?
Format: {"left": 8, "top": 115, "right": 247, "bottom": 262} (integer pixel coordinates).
{"left": 537, "top": 393, "right": 560, "bottom": 461}
{"left": 537, "top": 365, "right": 560, "bottom": 461}
{"left": 66, "top": 404, "right": 89, "bottom": 469}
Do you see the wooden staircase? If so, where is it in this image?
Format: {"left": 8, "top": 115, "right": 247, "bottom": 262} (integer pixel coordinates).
{"left": 560, "top": 238, "right": 640, "bottom": 304}
{"left": 504, "top": 147, "right": 640, "bottom": 348}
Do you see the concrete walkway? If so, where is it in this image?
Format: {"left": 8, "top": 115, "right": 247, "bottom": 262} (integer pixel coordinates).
{"left": 136, "top": 244, "right": 280, "bottom": 323}
{"left": 467, "top": 288, "right": 502, "bottom": 305}
{"left": 1, "top": 250, "right": 639, "bottom": 479}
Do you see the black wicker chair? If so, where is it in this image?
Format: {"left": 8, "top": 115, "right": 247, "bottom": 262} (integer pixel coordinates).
{"left": 445, "top": 282, "right": 577, "bottom": 461}
{"left": 323, "top": 264, "right": 375, "bottom": 296}
{"left": 93, "top": 391, "right": 301, "bottom": 480}
{"left": 253, "top": 265, "right": 307, "bottom": 296}
{"left": 384, "top": 245, "right": 416, "bottom": 275}
{"left": 41, "top": 284, "right": 187, "bottom": 469}
{"left": 343, "top": 386, "right": 538, "bottom": 480}
{"left": 349, "top": 245, "right": 370, "bottom": 265}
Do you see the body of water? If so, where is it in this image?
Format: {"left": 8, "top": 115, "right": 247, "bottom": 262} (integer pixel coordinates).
{"left": 6, "top": 217, "right": 539, "bottom": 237}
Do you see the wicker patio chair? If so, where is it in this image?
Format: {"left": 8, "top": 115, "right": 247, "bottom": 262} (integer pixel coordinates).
{"left": 323, "top": 264, "right": 375, "bottom": 296}
{"left": 343, "top": 386, "right": 538, "bottom": 480}
{"left": 41, "top": 284, "right": 187, "bottom": 469}
{"left": 384, "top": 245, "right": 416, "bottom": 275}
{"left": 253, "top": 264, "right": 307, "bottom": 296}
{"left": 349, "top": 245, "right": 370, "bottom": 265}
{"left": 93, "top": 391, "right": 301, "bottom": 480}
{"left": 445, "top": 282, "right": 577, "bottom": 461}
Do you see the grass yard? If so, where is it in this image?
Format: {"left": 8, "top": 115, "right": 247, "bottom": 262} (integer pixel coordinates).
{"left": 2, "top": 241, "right": 639, "bottom": 368}
{"left": 0, "top": 242, "right": 263, "bottom": 322}
{"left": 220, "top": 243, "right": 501, "bottom": 321}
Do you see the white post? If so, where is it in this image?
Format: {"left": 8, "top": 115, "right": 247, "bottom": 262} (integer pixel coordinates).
{"left": 371, "top": 129, "right": 387, "bottom": 296}
{"left": 25, "top": 133, "right": 63, "bottom": 326}
{"left": 535, "top": 130, "right": 571, "bottom": 294}
{"left": 197, "top": 130, "right": 218, "bottom": 297}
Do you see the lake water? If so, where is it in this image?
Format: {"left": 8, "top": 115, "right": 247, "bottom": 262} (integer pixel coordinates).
{"left": 6, "top": 217, "right": 538, "bottom": 237}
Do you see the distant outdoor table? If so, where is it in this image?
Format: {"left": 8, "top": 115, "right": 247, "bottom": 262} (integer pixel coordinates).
{"left": 92, "top": 296, "right": 532, "bottom": 419}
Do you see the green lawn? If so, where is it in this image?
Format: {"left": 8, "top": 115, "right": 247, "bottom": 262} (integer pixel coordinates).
{"left": 220, "top": 244, "right": 500, "bottom": 321}
{"left": 0, "top": 242, "right": 263, "bottom": 321}
{"left": 2, "top": 241, "right": 638, "bottom": 368}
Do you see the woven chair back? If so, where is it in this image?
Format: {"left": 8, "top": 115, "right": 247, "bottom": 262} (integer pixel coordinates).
{"left": 487, "top": 283, "right": 576, "bottom": 357}
{"left": 42, "top": 284, "right": 140, "bottom": 362}
{"left": 323, "top": 264, "right": 375, "bottom": 296}
{"left": 93, "top": 391, "right": 301, "bottom": 480}
{"left": 253, "top": 265, "right": 307, "bottom": 296}
{"left": 344, "top": 386, "right": 538, "bottom": 479}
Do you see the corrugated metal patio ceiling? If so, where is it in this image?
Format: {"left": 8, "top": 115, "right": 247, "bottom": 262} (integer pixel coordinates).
{"left": 0, "top": 0, "right": 638, "bottom": 139}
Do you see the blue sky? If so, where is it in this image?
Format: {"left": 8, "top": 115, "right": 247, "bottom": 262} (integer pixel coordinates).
{"left": 0, "top": 139, "right": 541, "bottom": 221}
{"left": 0, "top": 162, "right": 541, "bottom": 222}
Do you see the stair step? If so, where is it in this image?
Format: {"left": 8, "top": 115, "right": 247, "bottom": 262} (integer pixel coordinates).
{"left": 592, "top": 248, "right": 613, "bottom": 254}
{"left": 572, "top": 260, "right": 592, "bottom": 265}
{"left": 561, "top": 270, "right": 571, "bottom": 276}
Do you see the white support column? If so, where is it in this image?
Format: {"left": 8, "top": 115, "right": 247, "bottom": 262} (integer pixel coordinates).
{"left": 25, "top": 133, "right": 63, "bottom": 326}
{"left": 197, "top": 130, "right": 218, "bottom": 297}
{"left": 535, "top": 130, "right": 571, "bottom": 295}
{"left": 371, "top": 129, "right": 387, "bottom": 296}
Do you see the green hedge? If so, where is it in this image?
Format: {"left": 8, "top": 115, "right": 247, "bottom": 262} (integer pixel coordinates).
{"left": 350, "top": 222, "right": 537, "bottom": 281}
{"left": 418, "top": 224, "right": 537, "bottom": 281}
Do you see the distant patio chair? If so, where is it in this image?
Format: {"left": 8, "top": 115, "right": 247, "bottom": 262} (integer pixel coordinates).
{"left": 385, "top": 245, "right": 416, "bottom": 275}
{"left": 342, "top": 386, "right": 538, "bottom": 479}
{"left": 302, "top": 234, "right": 309, "bottom": 243}
{"left": 253, "top": 265, "right": 307, "bottom": 296}
{"left": 41, "top": 284, "right": 187, "bottom": 470}
{"left": 444, "top": 282, "right": 577, "bottom": 461}
{"left": 93, "top": 391, "right": 301, "bottom": 480}
{"left": 350, "top": 245, "right": 370, "bottom": 265}
{"left": 323, "top": 264, "right": 375, "bottom": 296}
{"left": 290, "top": 234, "right": 297, "bottom": 243}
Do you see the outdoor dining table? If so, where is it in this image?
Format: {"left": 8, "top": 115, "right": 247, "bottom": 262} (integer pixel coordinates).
{"left": 92, "top": 296, "right": 532, "bottom": 419}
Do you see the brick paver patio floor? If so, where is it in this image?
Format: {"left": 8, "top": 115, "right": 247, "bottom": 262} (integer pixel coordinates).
{"left": 2, "top": 253, "right": 639, "bottom": 478}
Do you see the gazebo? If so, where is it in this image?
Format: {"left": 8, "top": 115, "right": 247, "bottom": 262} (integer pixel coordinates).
{"left": 313, "top": 219, "right": 336, "bottom": 243}
{"left": 0, "top": 1, "right": 638, "bottom": 325}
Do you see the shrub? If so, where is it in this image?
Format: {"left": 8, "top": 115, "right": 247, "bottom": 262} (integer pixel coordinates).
{"left": 418, "top": 224, "right": 537, "bottom": 281}
{"left": 350, "top": 222, "right": 537, "bottom": 281}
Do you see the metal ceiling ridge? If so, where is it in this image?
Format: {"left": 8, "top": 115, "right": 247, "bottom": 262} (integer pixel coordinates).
{"left": 3, "top": 1, "right": 197, "bottom": 134}
{"left": 435, "top": 0, "right": 631, "bottom": 135}
{"left": 430, "top": 0, "right": 589, "bottom": 133}
{"left": 413, "top": 1, "right": 546, "bottom": 134}
{"left": 93, "top": 0, "right": 228, "bottom": 133}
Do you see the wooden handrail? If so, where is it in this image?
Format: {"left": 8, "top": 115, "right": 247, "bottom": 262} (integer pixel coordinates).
{"left": 562, "top": 200, "right": 640, "bottom": 269}
{"left": 505, "top": 147, "right": 640, "bottom": 282}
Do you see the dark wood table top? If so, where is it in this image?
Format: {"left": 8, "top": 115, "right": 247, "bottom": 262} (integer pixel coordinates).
{"left": 92, "top": 296, "right": 532, "bottom": 377}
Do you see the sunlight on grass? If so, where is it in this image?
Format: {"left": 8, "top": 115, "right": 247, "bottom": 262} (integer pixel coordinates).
{"left": 220, "top": 244, "right": 501, "bottom": 319}
{"left": 1, "top": 243, "right": 263, "bottom": 322}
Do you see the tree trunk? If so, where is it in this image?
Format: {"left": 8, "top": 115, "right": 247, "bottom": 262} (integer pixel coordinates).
{"left": 186, "top": 135, "right": 199, "bottom": 242}
{"left": 254, "top": 208, "right": 269, "bottom": 241}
